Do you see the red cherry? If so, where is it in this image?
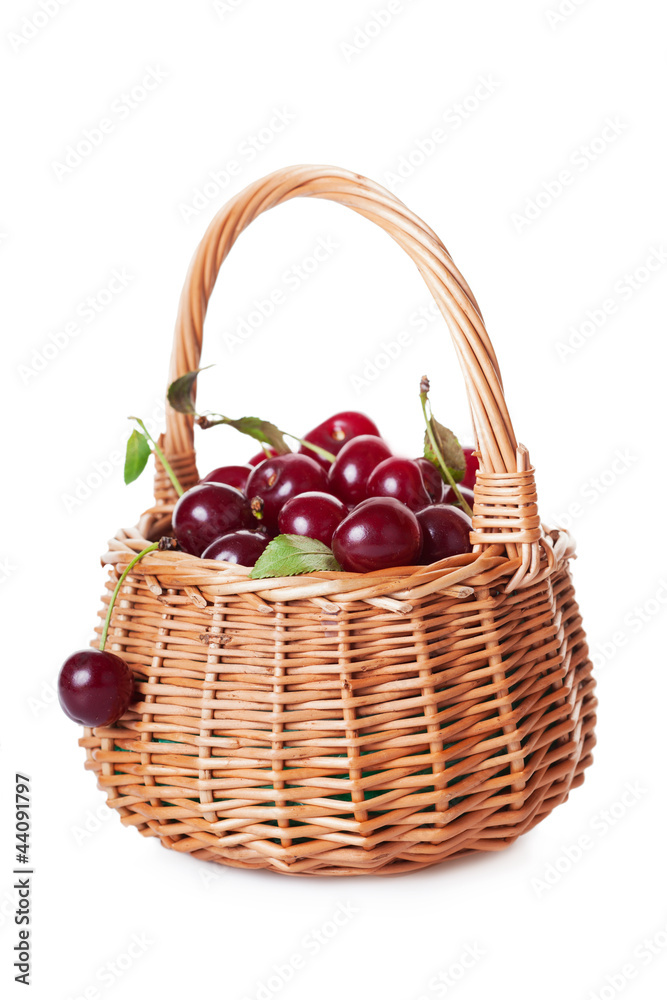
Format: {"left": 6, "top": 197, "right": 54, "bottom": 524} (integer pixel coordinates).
{"left": 299, "top": 411, "right": 381, "bottom": 467}
{"left": 58, "top": 649, "right": 134, "bottom": 727}
{"left": 248, "top": 449, "right": 279, "bottom": 466}
{"left": 366, "top": 457, "right": 431, "bottom": 512}
{"left": 172, "top": 482, "right": 253, "bottom": 556}
{"left": 200, "top": 464, "right": 253, "bottom": 492}
{"left": 278, "top": 492, "right": 347, "bottom": 547}
{"left": 462, "top": 447, "right": 480, "bottom": 490}
{"left": 327, "top": 435, "right": 392, "bottom": 506}
{"left": 332, "top": 497, "right": 422, "bottom": 572}
{"left": 246, "top": 453, "right": 328, "bottom": 532}
{"left": 201, "top": 530, "right": 269, "bottom": 565}
{"left": 416, "top": 505, "right": 472, "bottom": 564}
{"left": 415, "top": 458, "right": 445, "bottom": 503}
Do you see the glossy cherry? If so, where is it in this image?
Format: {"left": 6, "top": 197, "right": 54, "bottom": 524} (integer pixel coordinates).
{"left": 246, "top": 453, "right": 328, "bottom": 532}
{"left": 200, "top": 464, "right": 252, "bottom": 492}
{"left": 332, "top": 497, "right": 422, "bottom": 573}
{"left": 366, "top": 457, "right": 431, "bottom": 512}
{"left": 172, "top": 482, "right": 253, "bottom": 556}
{"left": 327, "top": 435, "right": 392, "bottom": 506}
{"left": 58, "top": 649, "right": 134, "bottom": 727}
{"left": 201, "top": 530, "right": 269, "bottom": 565}
{"left": 462, "top": 447, "right": 480, "bottom": 490}
{"left": 278, "top": 491, "right": 347, "bottom": 547}
{"left": 415, "top": 458, "right": 445, "bottom": 503}
{"left": 299, "top": 411, "right": 381, "bottom": 467}
{"left": 416, "top": 504, "right": 472, "bottom": 564}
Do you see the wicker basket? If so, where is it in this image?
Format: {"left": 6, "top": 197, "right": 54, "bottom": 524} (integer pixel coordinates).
{"left": 81, "top": 165, "right": 596, "bottom": 876}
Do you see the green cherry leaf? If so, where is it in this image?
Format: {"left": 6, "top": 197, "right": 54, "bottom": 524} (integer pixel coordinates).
{"left": 223, "top": 416, "right": 290, "bottom": 454}
{"left": 124, "top": 429, "right": 151, "bottom": 485}
{"left": 249, "top": 534, "right": 341, "bottom": 579}
{"left": 424, "top": 418, "right": 465, "bottom": 483}
{"left": 167, "top": 366, "right": 213, "bottom": 415}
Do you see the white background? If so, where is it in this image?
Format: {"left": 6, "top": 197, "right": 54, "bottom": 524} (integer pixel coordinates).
{"left": 2, "top": 2, "right": 666, "bottom": 998}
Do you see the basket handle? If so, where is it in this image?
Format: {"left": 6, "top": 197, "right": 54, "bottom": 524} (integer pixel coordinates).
{"left": 165, "top": 164, "right": 518, "bottom": 468}
{"left": 161, "top": 165, "right": 541, "bottom": 583}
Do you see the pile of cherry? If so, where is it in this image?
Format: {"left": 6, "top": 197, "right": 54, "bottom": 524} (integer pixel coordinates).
{"left": 58, "top": 410, "right": 479, "bottom": 728}
{"left": 175, "top": 410, "right": 478, "bottom": 573}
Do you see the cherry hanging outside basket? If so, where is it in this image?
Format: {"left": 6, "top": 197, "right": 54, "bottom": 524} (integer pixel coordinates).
{"left": 80, "top": 165, "right": 596, "bottom": 876}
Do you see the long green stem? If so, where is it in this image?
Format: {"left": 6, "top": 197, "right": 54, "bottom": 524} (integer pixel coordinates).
{"left": 200, "top": 414, "right": 337, "bottom": 464}
{"left": 419, "top": 391, "right": 473, "bottom": 518}
{"left": 130, "top": 417, "right": 184, "bottom": 497}
{"left": 100, "top": 543, "right": 159, "bottom": 651}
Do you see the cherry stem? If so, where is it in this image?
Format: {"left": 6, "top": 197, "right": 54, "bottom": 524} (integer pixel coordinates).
{"left": 129, "top": 417, "right": 184, "bottom": 497}
{"left": 197, "top": 414, "right": 337, "bottom": 463}
{"left": 283, "top": 433, "right": 336, "bottom": 463}
{"left": 419, "top": 383, "right": 473, "bottom": 518}
{"left": 100, "top": 543, "right": 160, "bottom": 652}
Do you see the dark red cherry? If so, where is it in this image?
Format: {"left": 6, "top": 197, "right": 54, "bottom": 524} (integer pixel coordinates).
{"left": 172, "top": 482, "right": 253, "bottom": 556}
{"left": 278, "top": 491, "right": 347, "bottom": 547}
{"left": 200, "top": 464, "right": 252, "bottom": 492}
{"left": 327, "top": 435, "right": 392, "bottom": 506}
{"left": 248, "top": 449, "right": 279, "bottom": 466}
{"left": 246, "top": 453, "right": 328, "bottom": 532}
{"left": 443, "top": 484, "right": 475, "bottom": 511}
{"left": 201, "top": 530, "right": 269, "bottom": 565}
{"left": 58, "top": 649, "right": 134, "bottom": 727}
{"left": 416, "top": 505, "right": 472, "bottom": 564}
{"left": 462, "top": 447, "right": 480, "bottom": 490}
{"left": 299, "top": 411, "right": 381, "bottom": 467}
{"left": 366, "top": 457, "right": 431, "bottom": 512}
{"left": 415, "top": 458, "right": 445, "bottom": 503}
{"left": 332, "top": 497, "right": 422, "bottom": 573}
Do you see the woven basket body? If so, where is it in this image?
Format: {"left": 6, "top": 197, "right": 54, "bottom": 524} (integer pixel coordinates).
{"left": 81, "top": 166, "right": 596, "bottom": 876}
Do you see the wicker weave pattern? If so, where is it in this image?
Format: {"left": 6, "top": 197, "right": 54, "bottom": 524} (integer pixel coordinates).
{"left": 80, "top": 166, "right": 596, "bottom": 875}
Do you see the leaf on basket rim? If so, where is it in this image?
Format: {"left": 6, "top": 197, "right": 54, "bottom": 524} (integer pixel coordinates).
{"left": 249, "top": 534, "right": 342, "bottom": 579}
{"left": 424, "top": 418, "right": 465, "bottom": 483}
{"left": 124, "top": 428, "right": 151, "bottom": 485}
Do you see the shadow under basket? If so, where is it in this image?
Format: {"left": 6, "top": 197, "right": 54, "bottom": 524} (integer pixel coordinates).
{"left": 80, "top": 165, "right": 596, "bottom": 876}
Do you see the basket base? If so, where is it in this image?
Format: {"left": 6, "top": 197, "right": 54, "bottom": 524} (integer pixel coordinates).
{"left": 107, "top": 734, "right": 596, "bottom": 877}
